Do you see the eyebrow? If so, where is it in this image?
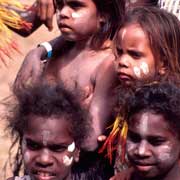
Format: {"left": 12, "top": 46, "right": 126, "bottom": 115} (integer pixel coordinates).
{"left": 24, "top": 137, "right": 70, "bottom": 147}
{"left": 128, "top": 129, "right": 165, "bottom": 139}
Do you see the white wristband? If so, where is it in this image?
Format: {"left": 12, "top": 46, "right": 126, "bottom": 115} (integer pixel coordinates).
{"left": 38, "top": 42, "right": 52, "bottom": 59}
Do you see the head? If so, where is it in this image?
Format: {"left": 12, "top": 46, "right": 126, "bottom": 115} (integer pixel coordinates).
{"left": 114, "top": 7, "right": 180, "bottom": 86}
{"left": 56, "top": 0, "right": 125, "bottom": 49}
{"left": 7, "top": 84, "right": 90, "bottom": 180}
{"left": 126, "top": 0, "right": 158, "bottom": 8}
{"left": 125, "top": 82, "right": 180, "bottom": 179}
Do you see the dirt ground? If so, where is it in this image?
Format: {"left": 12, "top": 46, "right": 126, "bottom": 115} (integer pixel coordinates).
{"left": 0, "top": 0, "right": 59, "bottom": 178}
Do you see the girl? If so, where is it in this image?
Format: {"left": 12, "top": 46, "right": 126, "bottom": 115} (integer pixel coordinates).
{"left": 99, "top": 6, "right": 180, "bottom": 173}
{"left": 16, "top": 0, "right": 125, "bottom": 151}
{"left": 112, "top": 82, "right": 180, "bottom": 180}
{"left": 7, "top": 84, "right": 112, "bottom": 180}
{"left": 114, "top": 6, "right": 180, "bottom": 86}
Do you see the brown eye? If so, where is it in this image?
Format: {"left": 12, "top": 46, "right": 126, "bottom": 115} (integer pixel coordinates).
{"left": 49, "top": 144, "right": 67, "bottom": 152}
{"left": 26, "top": 139, "right": 42, "bottom": 151}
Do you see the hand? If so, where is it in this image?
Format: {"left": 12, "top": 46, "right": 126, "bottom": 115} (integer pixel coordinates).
{"left": 37, "top": 0, "right": 55, "bottom": 31}
{"left": 13, "top": 47, "right": 47, "bottom": 91}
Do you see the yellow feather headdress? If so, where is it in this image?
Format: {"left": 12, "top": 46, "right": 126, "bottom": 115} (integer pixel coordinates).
{"left": 0, "top": 0, "right": 31, "bottom": 64}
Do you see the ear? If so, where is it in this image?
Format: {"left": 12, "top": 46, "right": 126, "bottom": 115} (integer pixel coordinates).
{"left": 158, "top": 66, "right": 166, "bottom": 75}
{"left": 74, "top": 148, "right": 80, "bottom": 163}
{"left": 158, "top": 61, "right": 166, "bottom": 75}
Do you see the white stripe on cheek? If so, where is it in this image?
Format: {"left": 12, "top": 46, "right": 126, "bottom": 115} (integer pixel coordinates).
{"left": 72, "top": 12, "right": 82, "bottom": 18}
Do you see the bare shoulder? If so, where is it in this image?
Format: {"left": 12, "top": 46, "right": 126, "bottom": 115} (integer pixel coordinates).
{"left": 7, "top": 177, "right": 14, "bottom": 180}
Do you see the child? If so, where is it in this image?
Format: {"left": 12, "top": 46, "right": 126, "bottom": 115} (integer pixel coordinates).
{"left": 114, "top": 6, "right": 180, "bottom": 86}
{"left": 112, "top": 82, "right": 180, "bottom": 180}
{"left": 6, "top": 84, "right": 113, "bottom": 180}
{"left": 6, "top": 84, "right": 86, "bottom": 179}
{"left": 15, "top": 0, "right": 125, "bottom": 151}
{"left": 98, "top": 6, "right": 180, "bottom": 173}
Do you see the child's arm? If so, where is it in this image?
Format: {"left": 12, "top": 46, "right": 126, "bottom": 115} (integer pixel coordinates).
{"left": 9, "top": 0, "right": 55, "bottom": 36}
{"left": 13, "top": 36, "right": 65, "bottom": 91}
{"left": 86, "top": 56, "right": 118, "bottom": 150}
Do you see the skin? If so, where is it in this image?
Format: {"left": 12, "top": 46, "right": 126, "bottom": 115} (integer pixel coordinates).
{"left": 126, "top": 111, "right": 180, "bottom": 180}
{"left": 42, "top": 0, "right": 116, "bottom": 150}
{"left": 115, "top": 23, "right": 162, "bottom": 86}
{"left": 21, "top": 115, "right": 80, "bottom": 180}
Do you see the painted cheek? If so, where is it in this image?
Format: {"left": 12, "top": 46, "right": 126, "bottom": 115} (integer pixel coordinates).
{"left": 63, "top": 155, "right": 73, "bottom": 166}
{"left": 126, "top": 140, "right": 136, "bottom": 153}
{"left": 133, "top": 66, "right": 141, "bottom": 78}
{"left": 71, "top": 12, "right": 83, "bottom": 18}
{"left": 140, "top": 62, "right": 149, "bottom": 75}
{"left": 157, "top": 144, "right": 174, "bottom": 162}
{"left": 24, "top": 151, "right": 31, "bottom": 164}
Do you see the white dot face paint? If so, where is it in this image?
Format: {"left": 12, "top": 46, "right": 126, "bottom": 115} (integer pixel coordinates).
{"left": 140, "top": 62, "right": 149, "bottom": 75}
{"left": 133, "top": 66, "right": 141, "bottom": 78}
{"left": 63, "top": 155, "right": 73, "bottom": 166}
{"left": 42, "top": 130, "right": 50, "bottom": 146}
{"left": 71, "top": 12, "right": 82, "bottom": 18}
{"left": 67, "top": 142, "right": 75, "bottom": 152}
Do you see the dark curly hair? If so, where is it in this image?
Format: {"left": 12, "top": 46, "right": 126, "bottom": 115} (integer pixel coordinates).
{"left": 6, "top": 84, "right": 91, "bottom": 176}
{"left": 124, "top": 82, "right": 180, "bottom": 138}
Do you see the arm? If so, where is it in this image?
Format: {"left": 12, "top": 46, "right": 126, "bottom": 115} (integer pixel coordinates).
{"left": 83, "top": 56, "right": 118, "bottom": 151}
{"left": 13, "top": 35, "right": 66, "bottom": 91}
{"left": 9, "top": 0, "right": 55, "bottom": 36}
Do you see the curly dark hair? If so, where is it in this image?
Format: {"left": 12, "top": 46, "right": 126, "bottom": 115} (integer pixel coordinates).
{"left": 6, "top": 84, "right": 91, "bottom": 176}
{"left": 124, "top": 82, "right": 180, "bottom": 138}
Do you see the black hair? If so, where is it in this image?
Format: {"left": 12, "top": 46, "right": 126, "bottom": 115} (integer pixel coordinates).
{"left": 7, "top": 84, "right": 90, "bottom": 176}
{"left": 124, "top": 82, "right": 180, "bottom": 138}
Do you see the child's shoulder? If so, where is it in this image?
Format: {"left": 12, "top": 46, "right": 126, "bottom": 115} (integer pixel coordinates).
{"left": 7, "top": 175, "right": 31, "bottom": 180}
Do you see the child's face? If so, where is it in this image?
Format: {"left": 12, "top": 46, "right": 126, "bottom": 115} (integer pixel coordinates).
{"left": 126, "top": 111, "right": 180, "bottom": 179}
{"left": 56, "top": 0, "right": 101, "bottom": 41}
{"left": 115, "top": 23, "right": 157, "bottom": 86}
{"left": 22, "top": 115, "right": 79, "bottom": 180}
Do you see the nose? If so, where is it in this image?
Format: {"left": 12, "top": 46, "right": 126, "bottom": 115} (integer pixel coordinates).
{"left": 116, "top": 54, "right": 130, "bottom": 70}
{"left": 36, "top": 149, "right": 53, "bottom": 167}
{"left": 57, "top": 5, "right": 71, "bottom": 19}
{"left": 135, "top": 140, "right": 151, "bottom": 157}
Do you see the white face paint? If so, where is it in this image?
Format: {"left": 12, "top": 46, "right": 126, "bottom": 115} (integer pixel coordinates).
{"left": 121, "top": 29, "right": 127, "bottom": 41}
{"left": 63, "top": 155, "right": 73, "bottom": 166}
{"left": 67, "top": 142, "right": 75, "bottom": 152}
{"left": 157, "top": 144, "right": 173, "bottom": 161}
{"left": 140, "top": 62, "right": 149, "bottom": 75}
{"left": 24, "top": 151, "right": 31, "bottom": 164}
{"left": 139, "top": 113, "right": 149, "bottom": 134}
{"left": 42, "top": 130, "right": 50, "bottom": 146}
{"left": 133, "top": 66, "right": 141, "bottom": 78}
{"left": 72, "top": 12, "right": 82, "bottom": 18}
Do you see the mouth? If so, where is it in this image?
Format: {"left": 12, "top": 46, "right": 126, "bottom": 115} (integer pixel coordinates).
{"left": 33, "top": 171, "right": 56, "bottom": 180}
{"left": 117, "top": 72, "right": 132, "bottom": 81}
{"left": 135, "top": 164, "right": 154, "bottom": 172}
{"left": 58, "top": 23, "right": 71, "bottom": 30}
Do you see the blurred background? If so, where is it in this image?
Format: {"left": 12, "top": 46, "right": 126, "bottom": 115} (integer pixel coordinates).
{"left": 0, "top": 0, "right": 59, "bottom": 178}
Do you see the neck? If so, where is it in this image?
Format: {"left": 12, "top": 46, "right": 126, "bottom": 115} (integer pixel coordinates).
{"left": 133, "top": 162, "right": 180, "bottom": 180}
